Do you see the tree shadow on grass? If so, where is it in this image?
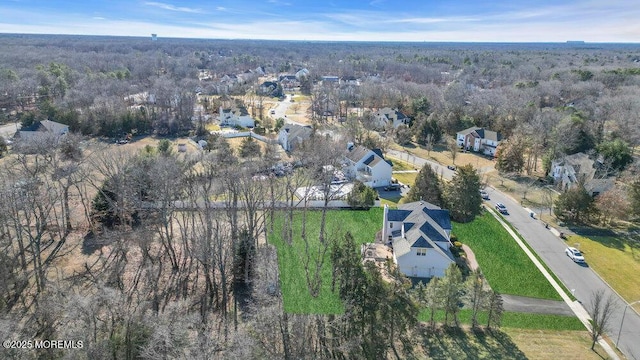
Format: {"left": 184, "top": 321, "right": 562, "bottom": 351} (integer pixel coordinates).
{"left": 419, "top": 325, "right": 528, "bottom": 360}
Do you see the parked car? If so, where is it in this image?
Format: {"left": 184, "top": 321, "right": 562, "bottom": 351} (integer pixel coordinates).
{"left": 495, "top": 203, "right": 508, "bottom": 214}
{"left": 480, "top": 190, "right": 490, "bottom": 200}
{"left": 565, "top": 247, "right": 585, "bottom": 263}
{"left": 384, "top": 184, "right": 401, "bottom": 191}
{"left": 447, "top": 165, "right": 456, "bottom": 171}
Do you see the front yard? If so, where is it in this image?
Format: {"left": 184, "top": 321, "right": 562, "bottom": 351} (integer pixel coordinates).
{"left": 566, "top": 233, "right": 640, "bottom": 312}
{"left": 454, "top": 211, "right": 563, "bottom": 301}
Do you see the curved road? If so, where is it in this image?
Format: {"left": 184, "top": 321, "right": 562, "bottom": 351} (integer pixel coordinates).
{"left": 387, "top": 149, "right": 640, "bottom": 359}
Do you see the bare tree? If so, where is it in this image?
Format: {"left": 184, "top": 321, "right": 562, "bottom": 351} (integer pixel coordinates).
{"left": 587, "top": 289, "right": 618, "bottom": 350}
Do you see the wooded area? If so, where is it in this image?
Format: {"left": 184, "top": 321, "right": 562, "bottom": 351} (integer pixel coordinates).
{"left": 1, "top": 34, "right": 640, "bottom": 359}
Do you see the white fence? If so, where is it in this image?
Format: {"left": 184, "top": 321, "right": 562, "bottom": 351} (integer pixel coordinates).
{"left": 220, "top": 131, "right": 277, "bottom": 144}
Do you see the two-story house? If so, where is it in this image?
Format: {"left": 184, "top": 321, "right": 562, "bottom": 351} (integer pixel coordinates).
{"left": 343, "top": 145, "right": 392, "bottom": 188}
{"left": 456, "top": 126, "right": 502, "bottom": 156}
{"left": 372, "top": 108, "right": 410, "bottom": 129}
{"left": 381, "top": 202, "right": 455, "bottom": 279}
{"left": 219, "top": 106, "right": 255, "bottom": 128}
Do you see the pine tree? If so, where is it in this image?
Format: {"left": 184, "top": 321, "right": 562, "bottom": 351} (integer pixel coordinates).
{"left": 406, "top": 164, "right": 444, "bottom": 206}
{"left": 440, "top": 264, "right": 464, "bottom": 327}
{"left": 445, "top": 164, "right": 482, "bottom": 222}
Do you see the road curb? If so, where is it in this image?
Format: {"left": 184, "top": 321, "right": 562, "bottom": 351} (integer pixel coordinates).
{"left": 486, "top": 206, "right": 620, "bottom": 360}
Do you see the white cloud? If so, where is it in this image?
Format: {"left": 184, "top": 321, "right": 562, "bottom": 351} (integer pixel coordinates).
{"left": 144, "top": 2, "right": 204, "bottom": 14}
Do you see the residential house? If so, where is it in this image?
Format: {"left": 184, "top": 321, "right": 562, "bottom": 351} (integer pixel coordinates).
{"left": 339, "top": 76, "right": 360, "bottom": 86}
{"left": 321, "top": 75, "right": 339, "bottom": 86}
{"left": 259, "top": 81, "right": 281, "bottom": 97}
{"left": 219, "top": 106, "right": 255, "bottom": 128}
{"left": 278, "top": 124, "right": 312, "bottom": 152}
{"left": 550, "top": 152, "right": 614, "bottom": 195}
{"left": 373, "top": 107, "right": 410, "bottom": 129}
{"left": 278, "top": 74, "right": 299, "bottom": 89}
{"left": 295, "top": 68, "right": 310, "bottom": 79}
{"left": 343, "top": 145, "right": 392, "bottom": 188}
{"left": 18, "top": 119, "right": 69, "bottom": 140}
{"left": 381, "top": 202, "right": 455, "bottom": 279}
{"left": 456, "top": 126, "right": 502, "bottom": 156}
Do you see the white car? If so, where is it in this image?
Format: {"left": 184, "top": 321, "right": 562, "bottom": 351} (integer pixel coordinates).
{"left": 565, "top": 247, "right": 585, "bottom": 263}
{"left": 480, "top": 190, "right": 490, "bottom": 200}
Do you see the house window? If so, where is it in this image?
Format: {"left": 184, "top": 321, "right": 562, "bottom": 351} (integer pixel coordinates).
{"left": 416, "top": 248, "right": 427, "bottom": 256}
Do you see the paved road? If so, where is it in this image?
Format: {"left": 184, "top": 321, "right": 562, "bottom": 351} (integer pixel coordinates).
{"left": 272, "top": 94, "right": 307, "bottom": 127}
{"left": 389, "top": 148, "right": 640, "bottom": 359}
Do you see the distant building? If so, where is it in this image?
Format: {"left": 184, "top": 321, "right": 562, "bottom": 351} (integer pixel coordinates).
{"left": 151, "top": 34, "right": 157, "bottom": 41}
{"left": 219, "top": 106, "right": 255, "bottom": 128}
{"left": 456, "top": 126, "right": 502, "bottom": 157}
{"left": 372, "top": 107, "right": 410, "bottom": 129}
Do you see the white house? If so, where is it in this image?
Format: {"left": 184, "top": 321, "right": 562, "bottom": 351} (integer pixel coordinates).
{"left": 219, "top": 106, "right": 255, "bottom": 128}
{"left": 456, "top": 126, "right": 502, "bottom": 156}
{"left": 382, "top": 202, "right": 454, "bottom": 279}
{"left": 278, "top": 124, "right": 312, "bottom": 152}
{"left": 343, "top": 145, "right": 392, "bottom": 188}
{"left": 372, "top": 108, "right": 410, "bottom": 129}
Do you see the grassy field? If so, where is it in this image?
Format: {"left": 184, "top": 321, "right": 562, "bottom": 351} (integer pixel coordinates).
{"left": 390, "top": 141, "right": 495, "bottom": 169}
{"left": 268, "top": 208, "right": 383, "bottom": 314}
{"left": 454, "top": 212, "right": 562, "bottom": 301}
{"left": 418, "top": 309, "right": 583, "bottom": 330}
{"left": 567, "top": 234, "right": 640, "bottom": 312}
{"left": 503, "top": 328, "right": 616, "bottom": 360}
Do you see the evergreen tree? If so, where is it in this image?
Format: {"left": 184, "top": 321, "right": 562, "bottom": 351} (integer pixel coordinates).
{"left": 346, "top": 181, "right": 377, "bottom": 209}
{"left": 554, "top": 185, "right": 597, "bottom": 223}
{"left": 495, "top": 135, "right": 526, "bottom": 174}
{"left": 597, "top": 138, "right": 633, "bottom": 172}
{"left": 406, "top": 164, "right": 444, "bottom": 207}
{"left": 239, "top": 136, "right": 261, "bottom": 158}
{"left": 440, "top": 264, "right": 464, "bottom": 327}
{"left": 445, "top": 164, "right": 482, "bottom": 222}
{"left": 415, "top": 113, "right": 442, "bottom": 145}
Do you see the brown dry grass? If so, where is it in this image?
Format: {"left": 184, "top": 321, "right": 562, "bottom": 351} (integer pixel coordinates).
{"left": 503, "top": 328, "right": 619, "bottom": 360}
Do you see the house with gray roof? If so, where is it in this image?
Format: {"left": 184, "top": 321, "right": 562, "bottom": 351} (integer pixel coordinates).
{"left": 382, "top": 202, "right": 455, "bottom": 279}
{"left": 278, "top": 124, "right": 312, "bottom": 152}
{"left": 373, "top": 107, "right": 410, "bottom": 129}
{"left": 550, "top": 152, "right": 615, "bottom": 196}
{"left": 456, "top": 126, "right": 502, "bottom": 156}
{"left": 343, "top": 145, "right": 392, "bottom": 188}
{"left": 18, "top": 119, "right": 69, "bottom": 140}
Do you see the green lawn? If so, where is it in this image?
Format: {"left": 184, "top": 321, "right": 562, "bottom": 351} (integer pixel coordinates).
{"left": 268, "top": 208, "right": 383, "bottom": 314}
{"left": 567, "top": 234, "right": 640, "bottom": 312}
{"left": 454, "top": 212, "right": 562, "bottom": 301}
{"left": 418, "top": 309, "right": 583, "bottom": 330}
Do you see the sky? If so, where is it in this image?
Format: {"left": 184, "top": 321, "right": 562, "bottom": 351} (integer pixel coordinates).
{"left": 1, "top": 0, "right": 639, "bottom": 43}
